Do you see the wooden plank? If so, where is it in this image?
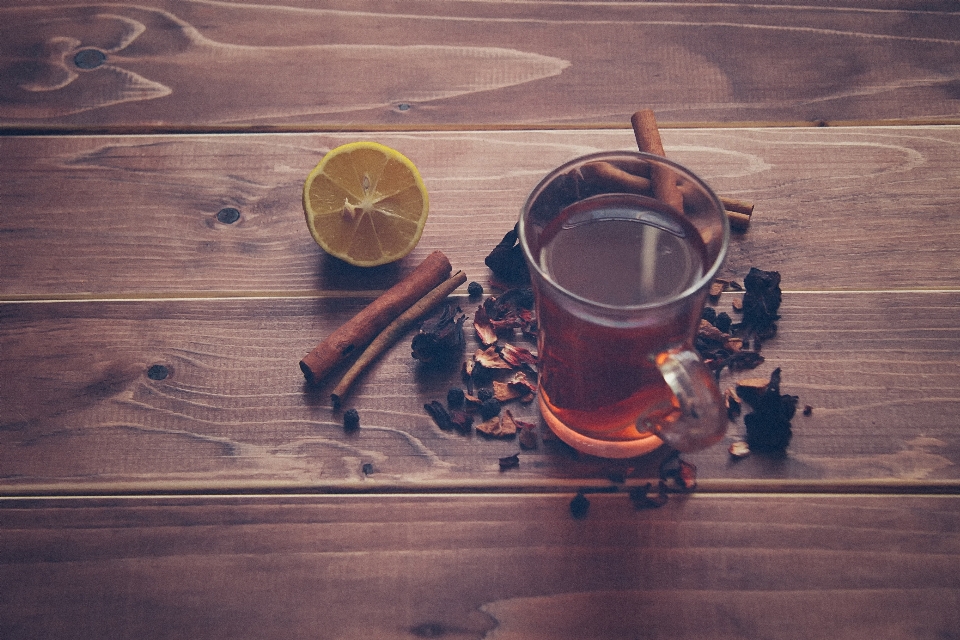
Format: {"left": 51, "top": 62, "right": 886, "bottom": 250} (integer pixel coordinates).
{"left": 3, "top": 127, "right": 960, "bottom": 298}
{"left": 2, "top": 291, "right": 958, "bottom": 491}
{"left": 1, "top": 493, "right": 958, "bottom": 639}
{"left": 0, "top": 1, "right": 958, "bottom": 128}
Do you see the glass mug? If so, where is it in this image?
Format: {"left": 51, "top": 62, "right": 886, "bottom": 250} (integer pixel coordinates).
{"left": 519, "top": 151, "right": 730, "bottom": 458}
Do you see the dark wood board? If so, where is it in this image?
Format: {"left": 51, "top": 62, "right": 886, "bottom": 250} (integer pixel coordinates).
{"left": 3, "top": 127, "right": 960, "bottom": 298}
{"left": 1, "top": 1, "right": 958, "bottom": 128}
{"left": 1, "top": 493, "right": 958, "bottom": 639}
{"left": 3, "top": 291, "right": 958, "bottom": 492}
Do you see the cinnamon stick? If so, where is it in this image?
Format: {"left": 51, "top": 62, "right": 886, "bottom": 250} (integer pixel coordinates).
{"left": 630, "top": 109, "right": 683, "bottom": 211}
{"left": 630, "top": 109, "right": 754, "bottom": 230}
{"left": 299, "top": 250, "right": 452, "bottom": 384}
{"left": 331, "top": 270, "right": 468, "bottom": 407}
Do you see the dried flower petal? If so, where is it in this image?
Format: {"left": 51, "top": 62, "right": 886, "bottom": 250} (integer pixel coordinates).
{"left": 493, "top": 380, "right": 522, "bottom": 402}
{"left": 738, "top": 267, "right": 782, "bottom": 339}
{"left": 476, "top": 409, "right": 520, "bottom": 438}
{"left": 485, "top": 224, "right": 530, "bottom": 286}
{"left": 498, "top": 453, "right": 520, "bottom": 470}
{"left": 474, "top": 346, "right": 513, "bottom": 370}
{"left": 739, "top": 368, "right": 799, "bottom": 454}
{"left": 518, "top": 423, "right": 538, "bottom": 449}
{"left": 411, "top": 304, "right": 466, "bottom": 363}
{"left": 424, "top": 400, "right": 454, "bottom": 431}
{"left": 473, "top": 305, "right": 498, "bottom": 347}
{"left": 499, "top": 343, "right": 538, "bottom": 368}
{"left": 729, "top": 440, "right": 751, "bottom": 458}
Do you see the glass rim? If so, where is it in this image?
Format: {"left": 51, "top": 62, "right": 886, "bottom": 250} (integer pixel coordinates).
{"left": 518, "top": 150, "right": 730, "bottom": 312}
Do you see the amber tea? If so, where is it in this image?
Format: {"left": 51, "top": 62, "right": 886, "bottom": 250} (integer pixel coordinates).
{"left": 536, "top": 194, "right": 706, "bottom": 436}
{"left": 520, "top": 151, "right": 729, "bottom": 457}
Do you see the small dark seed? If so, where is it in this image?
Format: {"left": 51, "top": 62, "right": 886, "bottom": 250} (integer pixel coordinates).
{"left": 467, "top": 281, "right": 484, "bottom": 297}
{"left": 479, "top": 398, "right": 501, "bottom": 421}
{"left": 343, "top": 408, "right": 360, "bottom": 431}
{"left": 477, "top": 388, "right": 494, "bottom": 402}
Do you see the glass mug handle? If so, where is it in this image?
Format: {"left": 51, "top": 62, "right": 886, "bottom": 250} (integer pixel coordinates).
{"left": 641, "top": 348, "right": 727, "bottom": 452}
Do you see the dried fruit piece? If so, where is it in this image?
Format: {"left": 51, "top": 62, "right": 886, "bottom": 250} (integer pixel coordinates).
{"left": 498, "top": 453, "right": 520, "bottom": 470}
{"left": 411, "top": 304, "right": 466, "bottom": 363}
{"left": 738, "top": 267, "right": 782, "bottom": 339}
{"left": 485, "top": 224, "right": 530, "bottom": 286}
{"left": 343, "top": 408, "right": 360, "bottom": 431}
{"left": 739, "top": 368, "right": 798, "bottom": 454}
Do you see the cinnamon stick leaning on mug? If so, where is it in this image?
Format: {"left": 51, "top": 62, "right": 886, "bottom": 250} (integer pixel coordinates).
{"left": 631, "top": 109, "right": 753, "bottom": 231}
{"left": 299, "top": 250, "right": 453, "bottom": 384}
{"left": 630, "top": 110, "right": 684, "bottom": 211}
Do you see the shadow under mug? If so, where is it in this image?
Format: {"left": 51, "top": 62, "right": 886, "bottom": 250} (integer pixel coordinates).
{"left": 519, "top": 151, "right": 730, "bottom": 458}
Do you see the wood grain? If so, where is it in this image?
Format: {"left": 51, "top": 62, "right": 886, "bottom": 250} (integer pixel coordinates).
{"left": 2, "top": 291, "right": 958, "bottom": 491}
{"left": 2, "top": 127, "right": 960, "bottom": 298}
{"left": 0, "top": 1, "right": 958, "bottom": 128}
{"left": 1, "top": 493, "right": 958, "bottom": 639}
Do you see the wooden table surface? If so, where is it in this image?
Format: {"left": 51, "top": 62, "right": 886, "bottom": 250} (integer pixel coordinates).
{"left": 2, "top": 1, "right": 959, "bottom": 638}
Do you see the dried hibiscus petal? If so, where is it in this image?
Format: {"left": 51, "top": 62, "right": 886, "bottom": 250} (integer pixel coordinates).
{"left": 484, "top": 224, "right": 530, "bottom": 286}
{"left": 738, "top": 367, "right": 798, "bottom": 454}
{"left": 474, "top": 346, "right": 513, "bottom": 370}
{"left": 476, "top": 409, "right": 521, "bottom": 438}
{"left": 499, "top": 343, "right": 538, "bottom": 368}
{"left": 472, "top": 305, "right": 498, "bottom": 347}
{"left": 738, "top": 267, "right": 782, "bottom": 339}
{"left": 498, "top": 453, "right": 520, "bottom": 470}
{"left": 411, "top": 304, "right": 466, "bottom": 363}
{"left": 424, "top": 400, "right": 454, "bottom": 431}
{"left": 493, "top": 380, "right": 522, "bottom": 402}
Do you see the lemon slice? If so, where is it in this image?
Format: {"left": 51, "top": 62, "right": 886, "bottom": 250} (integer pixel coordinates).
{"left": 303, "top": 142, "right": 429, "bottom": 267}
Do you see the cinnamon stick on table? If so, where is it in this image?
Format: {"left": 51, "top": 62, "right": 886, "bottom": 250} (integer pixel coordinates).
{"left": 330, "top": 270, "right": 467, "bottom": 407}
{"left": 299, "top": 250, "right": 452, "bottom": 384}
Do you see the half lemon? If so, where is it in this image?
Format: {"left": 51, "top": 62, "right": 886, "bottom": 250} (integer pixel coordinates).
{"left": 303, "top": 142, "right": 429, "bottom": 267}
